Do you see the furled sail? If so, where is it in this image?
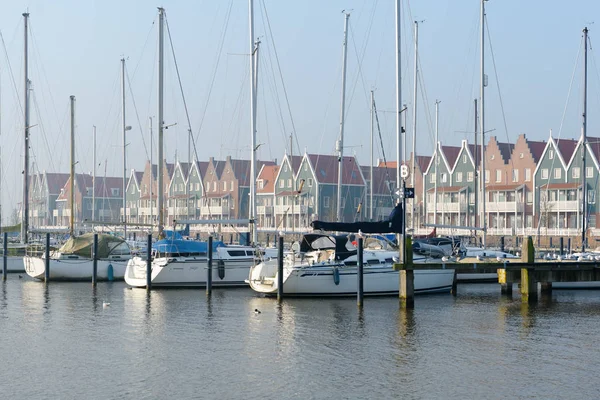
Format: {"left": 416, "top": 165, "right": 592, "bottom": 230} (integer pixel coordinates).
{"left": 311, "top": 204, "right": 403, "bottom": 234}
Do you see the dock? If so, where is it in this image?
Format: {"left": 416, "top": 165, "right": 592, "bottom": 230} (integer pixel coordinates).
{"left": 394, "top": 236, "right": 600, "bottom": 307}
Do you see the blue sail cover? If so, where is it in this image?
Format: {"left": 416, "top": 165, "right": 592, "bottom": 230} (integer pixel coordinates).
{"left": 153, "top": 239, "right": 226, "bottom": 254}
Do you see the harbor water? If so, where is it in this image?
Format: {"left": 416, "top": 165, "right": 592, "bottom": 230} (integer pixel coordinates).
{"left": 1, "top": 275, "right": 599, "bottom": 399}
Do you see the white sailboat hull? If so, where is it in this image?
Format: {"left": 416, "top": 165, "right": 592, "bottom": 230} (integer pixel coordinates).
{"left": 23, "top": 256, "right": 127, "bottom": 281}
{"left": 0, "top": 256, "right": 26, "bottom": 273}
{"left": 248, "top": 259, "right": 455, "bottom": 297}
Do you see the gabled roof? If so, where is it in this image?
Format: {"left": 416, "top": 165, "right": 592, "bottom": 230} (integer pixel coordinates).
{"left": 526, "top": 139, "right": 546, "bottom": 163}
{"left": 135, "top": 171, "right": 144, "bottom": 183}
{"left": 555, "top": 138, "right": 578, "bottom": 165}
{"left": 497, "top": 142, "right": 515, "bottom": 163}
{"left": 178, "top": 162, "right": 191, "bottom": 179}
{"left": 307, "top": 154, "right": 365, "bottom": 185}
{"left": 287, "top": 154, "right": 303, "bottom": 174}
{"left": 57, "top": 174, "right": 123, "bottom": 200}
{"left": 194, "top": 161, "right": 211, "bottom": 180}
{"left": 44, "top": 172, "right": 71, "bottom": 194}
{"left": 257, "top": 164, "right": 280, "bottom": 194}
{"left": 165, "top": 162, "right": 175, "bottom": 179}
{"left": 229, "top": 159, "right": 276, "bottom": 187}
{"left": 440, "top": 145, "right": 461, "bottom": 170}
{"left": 416, "top": 155, "right": 431, "bottom": 173}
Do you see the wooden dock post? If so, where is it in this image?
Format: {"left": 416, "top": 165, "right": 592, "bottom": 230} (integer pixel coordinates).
{"left": 206, "top": 236, "right": 213, "bottom": 296}
{"left": 277, "top": 235, "right": 284, "bottom": 302}
{"left": 146, "top": 233, "right": 152, "bottom": 291}
{"left": 451, "top": 270, "right": 458, "bottom": 296}
{"left": 2, "top": 232, "right": 7, "bottom": 280}
{"left": 399, "top": 236, "right": 414, "bottom": 308}
{"left": 521, "top": 236, "right": 537, "bottom": 302}
{"left": 500, "top": 236, "right": 505, "bottom": 253}
{"left": 92, "top": 233, "right": 98, "bottom": 286}
{"left": 357, "top": 237, "right": 364, "bottom": 307}
{"left": 44, "top": 232, "right": 50, "bottom": 283}
{"left": 559, "top": 237, "right": 564, "bottom": 255}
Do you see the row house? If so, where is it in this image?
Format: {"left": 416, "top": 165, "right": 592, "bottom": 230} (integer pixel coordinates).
{"left": 29, "top": 172, "right": 70, "bottom": 228}
{"left": 534, "top": 134, "right": 600, "bottom": 235}
{"left": 423, "top": 143, "right": 462, "bottom": 226}
{"left": 126, "top": 160, "right": 174, "bottom": 225}
{"left": 361, "top": 164, "right": 397, "bottom": 221}
{"left": 256, "top": 164, "right": 280, "bottom": 229}
{"left": 54, "top": 174, "right": 123, "bottom": 227}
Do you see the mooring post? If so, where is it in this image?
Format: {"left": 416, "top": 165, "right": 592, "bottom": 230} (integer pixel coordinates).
{"left": 549, "top": 237, "right": 553, "bottom": 250}
{"left": 559, "top": 237, "right": 564, "bottom": 255}
{"left": 2, "top": 232, "right": 7, "bottom": 280}
{"left": 266, "top": 234, "right": 270, "bottom": 248}
{"left": 357, "top": 237, "right": 364, "bottom": 307}
{"left": 133, "top": 232, "right": 136, "bottom": 242}
{"left": 521, "top": 235, "right": 537, "bottom": 302}
{"left": 92, "top": 233, "right": 98, "bottom": 286}
{"left": 44, "top": 232, "right": 50, "bottom": 283}
{"left": 399, "top": 236, "right": 414, "bottom": 308}
{"left": 567, "top": 237, "right": 571, "bottom": 254}
{"left": 146, "top": 233, "right": 152, "bottom": 291}
{"left": 500, "top": 236, "right": 505, "bottom": 253}
{"left": 277, "top": 235, "right": 284, "bottom": 302}
{"left": 206, "top": 236, "right": 213, "bottom": 296}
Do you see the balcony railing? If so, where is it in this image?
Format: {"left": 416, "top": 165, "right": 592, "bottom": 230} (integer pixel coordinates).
{"left": 486, "top": 201, "right": 525, "bottom": 213}
{"left": 257, "top": 205, "right": 274, "bottom": 215}
{"left": 274, "top": 204, "right": 307, "bottom": 215}
{"left": 546, "top": 200, "right": 579, "bottom": 212}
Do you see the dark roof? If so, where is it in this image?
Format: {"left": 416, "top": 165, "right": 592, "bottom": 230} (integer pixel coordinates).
{"left": 467, "top": 144, "right": 483, "bottom": 168}
{"left": 57, "top": 174, "right": 123, "bottom": 200}
{"left": 416, "top": 155, "right": 431, "bottom": 173}
{"left": 440, "top": 145, "right": 461, "bottom": 169}
{"left": 229, "top": 159, "right": 276, "bottom": 187}
{"left": 44, "top": 172, "right": 71, "bottom": 194}
{"left": 360, "top": 166, "right": 396, "bottom": 195}
{"left": 308, "top": 154, "right": 365, "bottom": 185}
{"left": 526, "top": 139, "right": 546, "bottom": 163}
{"left": 213, "top": 160, "right": 226, "bottom": 179}
{"left": 288, "top": 155, "right": 303, "bottom": 174}
{"left": 585, "top": 137, "right": 600, "bottom": 165}
{"left": 555, "top": 138, "right": 578, "bottom": 164}
{"left": 195, "top": 161, "right": 211, "bottom": 179}
{"left": 497, "top": 141, "right": 515, "bottom": 163}
{"left": 135, "top": 171, "right": 144, "bottom": 183}
{"left": 178, "top": 162, "right": 191, "bottom": 179}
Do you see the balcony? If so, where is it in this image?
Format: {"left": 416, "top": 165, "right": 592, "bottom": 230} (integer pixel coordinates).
{"left": 486, "top": 201, "right": 525, "bottom": 213}
{"left": 257, "top": 205, "right": 274, "bottom": 215}
{"left": 546, "top": 200, "right": 579, "bottom": 212}
{"left": 432, "top": 202, "right": 460, "bottom": 213}
{"left": 126, "top": 207, "right": 138, "bottom": 217}
{"left": 200, "top": 205, "right": 228, "bottom": 216}
{"left": 274, "top": 204, "right": 308, "bottom": 215}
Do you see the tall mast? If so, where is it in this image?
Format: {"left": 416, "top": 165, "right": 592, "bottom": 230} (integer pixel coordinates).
{"left": 473, "top": 99, "right": 478, "bottom": 228}
{"left": 93, "top": 125, "right": 96, "bottom": 226}
{"left": 582, "top": 26, "right": 588, "bottom": 252}
{"left": 434, "top": 100, "right": 439, "bottom": 225}
{"left": 157, "top": 7, "right": 165, "bottom": 238}
{"left": 22, "top": 12, "right": 30, "bottom": 244}
{"left": 411, "top": 20, "right": 419, "bottom": 229}
{"left": 121, "top": 57, "right": 127, "bottom": 238}
{"left": 69, "top": 95, "right": 75, "bottom": 237}
{"left": 395, "top": 0, "right": 402, "bottom": 201}
{"left": 480, "top": 0, "right": 486, "bottom": 247}
{"left": 249, "top": 0, "right": 260, "bottom": 244}
{"left": 149, "top": 117, "right": 153, "bottom": 228}
{"left": 370, "top": 90, "right": 374, "bottom": 221}
{"left": 336, "top": 12, "right": 350, "bottom": 222}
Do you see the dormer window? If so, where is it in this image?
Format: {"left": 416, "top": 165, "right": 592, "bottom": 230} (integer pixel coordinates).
{"left": 549, "top": 149, "right": 554, "bottom": 160}
{"left": 111, "top": 188, "right": 120, "bottom": 197}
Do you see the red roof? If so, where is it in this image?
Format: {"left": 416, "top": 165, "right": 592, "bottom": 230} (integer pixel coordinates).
{"left": 485, "top": 184, "right": 524, "bottom": 191}
{"left": 257, "top": 165, "right": 280, "bottom": 194}
{"left": 308, "top": 154, "right": 364, "bottom": 185}
{"left": 539, "top": 183, "right": 581, "bottom": 190}
{"left": 426, "top": 185, "right": 465, "bottom": 193}
{"left": 229, "top": 159, "right": 276, "bottom": 186}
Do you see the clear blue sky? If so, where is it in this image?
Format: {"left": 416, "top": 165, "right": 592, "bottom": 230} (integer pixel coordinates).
{"left": 0, "top": 0, "right": 599, "bottom": 222}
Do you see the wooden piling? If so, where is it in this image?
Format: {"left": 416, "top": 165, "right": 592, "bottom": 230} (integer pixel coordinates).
{"left": 451, "top": 270, "right": 458, "bottom": 296}
{"left": 559, "top": 237, "right": 564, "bottom": 255}
{"left": 44, "top": 232, "right": 50, "bottom": 283}
{"left": 277, "top": 235, "right": 284, "bottom": 302}
{"left": 357, "top": 237, "right": 364, "bottom": 307}
{"left": 92, "top": 233, "right": 98, "bottom": 286}
{"left": 500, "top": 236, "right": 505, "bottom": 253}
{"left": 146, "top": 233, "right": 152, "bottom": 291}
{"left": 206, "top": 236, "right": 213, "bottom": 296}
{"left": 399, "top": 236, "right": 414, "bottom": 308}
{"left": 2, "top": 232, "right": 7, "bottom": 280}
{"left": 521, "top": 236, "right": 537, "bottom": 302}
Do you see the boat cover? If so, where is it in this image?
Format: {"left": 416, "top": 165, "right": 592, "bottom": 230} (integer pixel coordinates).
{"left": 153, "top": 239, "right": 226, "bottom": 255}
{"left": 58, "top": 233, "right": 130, "bottom": 258}
{"left": 311, "top": 203, "right": 403, "bottom": 234}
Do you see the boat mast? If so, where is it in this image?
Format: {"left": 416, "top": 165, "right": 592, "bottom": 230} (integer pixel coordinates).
{"left": 395, "top": 0, "right": 402, "bottom": 203}
{"left": 370, "top": 90, "right": 374, "bottom": 221}
{"left": 93, "top": 125, "right": 96, "bottom": 227}
{"left": 149, "top": 117, "right": 153, "bottom": 229}
{"left": 336, "top": 12, "right": 350, "bottom": 223}
{"left": 249, "top": 0, "right": 259, "bottom": 244}
{"left": 69, "top": 95, "right": 75, "bottom": 237}
{"left": 480, "top": 0, "right": 486, "bottom": 247}
{"left": 157, "top": 7, "right": 165, "bottom": 238}
{"left": 121, "top": 57, "right": 127, "bottom": 238}
{"left": 582, "top": 26, "right": 588, "bottom": 252}
{"left": 473, "top": 99, "right": 478, "bottom": 228}
{"left": 434, "top": 100, "right": 439, "bottom": 225}
{"left": 411, "top": 20, "right": 418, "bottom": 229}
{"left": 22, "top": 12, "right": 29, "bottom": 244}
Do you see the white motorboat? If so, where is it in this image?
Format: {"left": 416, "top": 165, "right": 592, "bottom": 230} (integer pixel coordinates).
{"left": 23, "top": 233, "right": 131, "bottom": 281}
{"left": 248, "top": 233, "right": 455, "bottom": 297}
{"left": 124, "top": 238, "right": 276, "bottom": 288}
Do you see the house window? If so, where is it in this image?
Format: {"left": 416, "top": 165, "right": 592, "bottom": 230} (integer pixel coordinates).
{"left": 495, "top": 170, "right": 501, "bottom": 182}
{"left": 279, "top": 179, "right": 284, "bottom": 188}
{"left": 519, "top": 152, "right": 524, "bottom": 159}
{"left": 196, "top": 183, "right": 200, "bottom": 191}
{"left": 463, "top": 155, "right": 467, "bottom": 163}
{"left": 288, "top": 179, "right": 292, "bottom": 188}
{"left": 549, "top": 149, "right": 554, "bottom": 159}
{"left": 572, "top": 167, "right": 580, "bottom": 179}
{"left": 324, "top": 196, "right": 330, "bottom": 208}
{"left": 554, "top": 168, "right": 562, "bottom": 179}
{"left": 469, "top": 192, "right": 474, "bottom": 204}
{"left": 526, "top": 192, "right": 533, "bottom": 204}
{"left": 111, "top": 188, "right": 119, "bottom": 196}
{"left": 526, "top": 215, "right": 533, "bottom": 228}
{"left": 341, "top": 198, "right": 346, "bottom": 209}
{"left": 541, "top": 169, "right": 548, "bottom": 180}
{"left": 144, "top": 185, "right": 148, "bottom": 195}
{"left": 258, "top": 180, "right": 263, "bottom": 189}
{"left": 430, "top": 174, "right": 436, "bottom": 184}
{"left": 284, "top": 164, "right": 288, "bottom": 172}
{"left": 525, "top": 168, "right": 531, "bottom": 182}
{"left": 485, "top": 170, "right": 490, "bottom": 183}
{"left": 441, "top": 173, "right": 447, "bottom": 183}
{"left": 588, "top": 190, "right": 595, "bottom": 204}
{"left": 213, "top": 182, "right": 216, "bottom": 191}
{"left": 456, "top": 172, "right": 463, "bottom": 182}
{"left": 308, "top": 178, "right": 313, "bottom": 187}
{"left": 587, "top": 167, "right": 594, "bottom": 178}
{"left": 512, "top": 169, "right": 518, "bottom": 182}
{"left": 467, "top": 172, "right": 473, "bottom": 182}
{"left": 490, "top": 154, "right": 495, "bottom": 160}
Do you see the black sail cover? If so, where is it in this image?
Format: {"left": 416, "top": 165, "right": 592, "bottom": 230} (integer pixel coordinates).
{"left": 311, "top": 203, "right": 403, "bottom": 234}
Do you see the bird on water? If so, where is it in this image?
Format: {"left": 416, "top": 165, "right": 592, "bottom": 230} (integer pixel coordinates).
{"left": 103, "top": 302, "right": 110, "bottom": 308}
{"left": 254, "top": 309, "right": 261, "bottom": 314}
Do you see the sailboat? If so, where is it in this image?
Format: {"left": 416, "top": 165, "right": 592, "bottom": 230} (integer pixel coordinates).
{"left": 124, "top": 5, "right": 272, "bottom": 288}
{"left": 248, "top": 3, "right": 455, "bottom": 297}
{"left": 23, "top": 96, "right": 132, "bottom": 281}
